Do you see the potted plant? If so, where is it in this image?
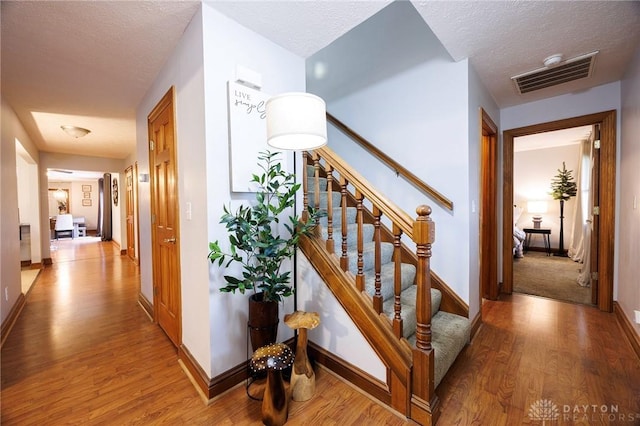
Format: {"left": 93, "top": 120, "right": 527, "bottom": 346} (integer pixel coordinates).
{"left": 550, "top": 161, "right": 577, "bottom": 256}
{"left": 208, "top": 150, "right": 322, "bottom": 351}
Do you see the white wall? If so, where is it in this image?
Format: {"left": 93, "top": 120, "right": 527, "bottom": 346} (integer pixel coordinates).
{"left": 136, "top": 5, "right": 207, "bottom": 371}
{"left": 514, "top": 144, "right": 581, "bottom": 250}
{"left": 1, "top": 98, "right": 37, "bottom": 323}
{"left": 468, "top": 61, "right": 500, "bottom": 319}
{"left": 501, "top": 82, "right": 621, "bottom": 129}
{"left": 16, "top": 146, "right": 42, "bottom": 263}
{"left": 297, "top": 52, "right": 503, "bottom": 374}
{"left": 326, "top": 57, "right": 471, "bottom": 304}
{"left": 297, "top": 56, "right": 499, "bottom": 375}
{"left": 297, "top": 254, "right": 387, "bottom": 381}
{"left": 136, "top": 4, "right": 306, "bottom": 378}
{"left": 70, "top": 181, "right": 99, "bottom": 230}
{"left": 619, "top": 47, "right": 640, "bottom": 334}
{"left": 501, "top": 82, "right": 621, "bottom": 298}
{"left": 202, "top": 4, "right": 305, "bottom": 378}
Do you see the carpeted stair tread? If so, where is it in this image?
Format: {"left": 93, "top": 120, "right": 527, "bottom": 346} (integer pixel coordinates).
{"left": 381, "top": 287, "right": 442, "bottom": 337}
{"left": 307, "top": 191, "right": 342, "bottom": 210}
{"left": 364, "top": 262, "right": 416, "bottom": 302}
{"left": 383, "top": 302, "right": 417, "bottom": 338}
{"left": 305, "top": 161, "right": 469, "bottom": 392}
{"left": 408, "top": 310, "right": 471, "bottom": 389}
{"left": 319, "top": 207, "right": 358, "bottom": 228}
{"left": 344, "top": 241, "right": 394, "bottom": 273}
{"left": 385, "top": 286, "right": 442, "bottom": 317}
{"left": 322, "top": 223, "right": 375, "bottom": 250}
{"left": 307, "top": 177, "right": 328, "bottom": 191}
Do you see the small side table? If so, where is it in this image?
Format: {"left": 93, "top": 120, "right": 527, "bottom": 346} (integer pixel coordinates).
{"left": 523, "top": 228, "right": 551, "bottom": 256}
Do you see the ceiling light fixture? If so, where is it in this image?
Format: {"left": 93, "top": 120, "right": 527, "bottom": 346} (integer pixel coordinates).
{"left": 265, "top": 92, "right": 327, "bottom": 151}
{"left": 61, "top": 125, "right": 91, "bottom": 138}
{"left": 53, "top": 188, "right": 68, "bottom": 202}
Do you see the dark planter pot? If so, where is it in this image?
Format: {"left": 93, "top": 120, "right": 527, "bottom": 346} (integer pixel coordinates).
{"left": 248, "top": 292, "right": 279, "bottom": 351}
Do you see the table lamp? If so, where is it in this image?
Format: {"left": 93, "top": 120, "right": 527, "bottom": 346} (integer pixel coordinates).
{"left": 527, "top": 200, "right": 548, "bottom": 229}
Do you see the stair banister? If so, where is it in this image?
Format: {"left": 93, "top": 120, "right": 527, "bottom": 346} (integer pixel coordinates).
{"left": 411, "top": 205, "right": 436, "bottom": 404}
{"left": 355, "top": 190, "right": 365, "bottom": 292}
{"left": 301, "top": 146, "right": 442, "bottom": 420}
{"left": 373, "top": 206, "right": 383, "bottom": 314}
{"left": 392, "top": 223, "right": 404, "bottom": 338}
{"left": 325, "top": 164, "right": 335, "bottom": 253}
{"left": 313, "top": 147, "right": 415, "bottom": 239}
{"left": 326, "top": 113, "right": 454, "bottom": 212}
{"left": 339, "top": 175, "right": 349, "bottom": 271}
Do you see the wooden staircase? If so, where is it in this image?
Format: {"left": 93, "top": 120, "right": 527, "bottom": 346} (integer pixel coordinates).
{"left": 298, "top": 148, "right": 471, "bottom": 425}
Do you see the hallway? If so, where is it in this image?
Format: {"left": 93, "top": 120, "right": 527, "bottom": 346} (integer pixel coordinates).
{"left": 0, "top": 239, "right": 409, "bottom": 425}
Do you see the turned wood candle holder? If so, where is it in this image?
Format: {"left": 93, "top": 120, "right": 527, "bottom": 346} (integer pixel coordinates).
{"left": 284, "top": 311, "right": 320, "bottom": 402}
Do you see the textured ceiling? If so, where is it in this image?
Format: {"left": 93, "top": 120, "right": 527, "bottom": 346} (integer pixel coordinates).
{"left": 208, "top": 0, "right": 392, "bottom": 58}
{"left": 1, "top": 0, "right": 201, "bottom": 159}
{"left": 2, "top": 1, "right": 639, "bottom": 163}
{"left": 414, "top": 1, "right": 640, "bottom": 107}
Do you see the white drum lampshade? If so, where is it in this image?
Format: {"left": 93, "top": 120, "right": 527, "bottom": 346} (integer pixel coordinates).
{"left": 266, "top": 92, "right": 327, "bottom": 150}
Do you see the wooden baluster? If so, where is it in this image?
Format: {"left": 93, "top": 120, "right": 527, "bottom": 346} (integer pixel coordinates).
{"left": 412, "top": 205, "right": 435, "bottom": 402}
{"left": 355, "top": 190, "right": 364, "bottom": 292}
{"left": 340, "top": 176, "right": 349, "bottom": 271}
{"left": 324, "top": 165, "right": 335, "bottom": 253}
{"left": 302, "top": 151, "right": 309, "bottom": 222}
{"left": 313, "top": 153, "right": 321, "bottom": 212}
{"left": 372, "top": 206, "right": 383, "bottom": 313}
{"left": 392, "top": 223, "right": 403, "bottom": 337}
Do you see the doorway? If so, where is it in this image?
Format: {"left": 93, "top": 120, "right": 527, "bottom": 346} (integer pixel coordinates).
{"left": 502, "top": 110, "right": 616, "bottom": 312}
{"left": 512, "top": 125, "right": 594, "bottom": 305}
{"left": 480, "top": 108, "right": 499, "bottom": 302}
{"left": 148, "top": 87, "right": 182, "bottom": 347}
{"left": 124, "top": 165, "right": 137, "bottom": 263}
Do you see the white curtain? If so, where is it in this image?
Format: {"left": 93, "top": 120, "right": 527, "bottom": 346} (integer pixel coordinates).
{"left": 577, "top": 221, "right": 592, "bottom": 287}
{"left": 568, "top": 138, "right": 593, "bottom": 263}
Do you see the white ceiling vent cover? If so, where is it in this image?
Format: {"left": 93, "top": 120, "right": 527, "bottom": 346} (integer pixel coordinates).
{"left": 511, "top": 51, "right": 598, "bottom": 94}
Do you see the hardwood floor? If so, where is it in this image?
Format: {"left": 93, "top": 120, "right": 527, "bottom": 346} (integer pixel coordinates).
{"left": 437, "top": 295, "right": 640, "bottom": 425}
{"left": 2, "top": 238, "right": 639, "bottom": 425}
{"left": 1, "top": 239, "right": 409, "bottom": 425}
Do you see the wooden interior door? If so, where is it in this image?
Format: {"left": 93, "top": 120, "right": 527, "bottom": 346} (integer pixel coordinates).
{"left": 125, "top": 166, "right": 136, "bottom": 262}
{"left": 480, "top": 109, "right": 499, "bottom": 300}
{"left": 590, "top": 124, "right": 601, "bottom": 305}
{"left": 148, "top": 87, "right": 181, "bottom": 347}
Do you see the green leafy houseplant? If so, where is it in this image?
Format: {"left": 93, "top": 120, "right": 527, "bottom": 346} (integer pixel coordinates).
{"left": 550, "top": 161, "right": 577, "bottom": 201}
{"left": 208, "top": 150, "right": 322, "bottom": 303}
{"left": 550, "top": 161, "right": 577, "bottom": 256}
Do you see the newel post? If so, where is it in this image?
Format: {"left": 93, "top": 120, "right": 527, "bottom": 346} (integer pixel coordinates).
{"left": 412, "top": 205, "right": 436, "bottom": 402}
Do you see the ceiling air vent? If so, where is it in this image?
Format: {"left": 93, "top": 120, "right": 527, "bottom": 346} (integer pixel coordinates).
{"left": 511, "top": 51, "right": 598, "bottom": 94}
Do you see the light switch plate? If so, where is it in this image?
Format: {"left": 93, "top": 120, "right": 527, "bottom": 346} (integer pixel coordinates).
{"left": 635, "top": 310, "right": 640, "bottom": 325}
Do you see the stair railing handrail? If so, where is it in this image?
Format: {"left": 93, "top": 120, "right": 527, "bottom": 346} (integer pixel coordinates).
{"left": 327, "top": 112, "right": 454, "bottom": 212}
{"left": 302, "top": 146, "right": 437, "bottom": 420}
{"left": 314, "top": 146, "right": 415, "bottom": 238}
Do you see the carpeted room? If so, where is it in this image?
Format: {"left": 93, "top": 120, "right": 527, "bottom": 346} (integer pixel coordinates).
{"left": 513, "top": 126, "right": 595, "bottom": 306}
